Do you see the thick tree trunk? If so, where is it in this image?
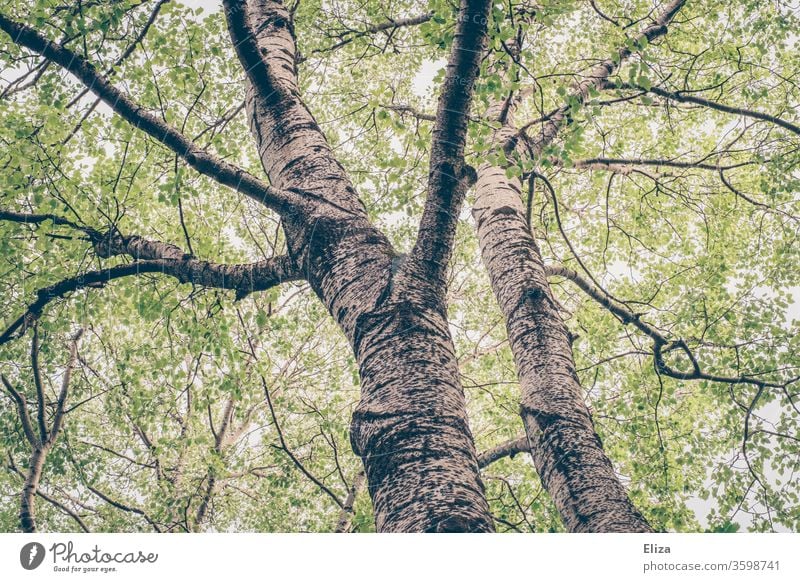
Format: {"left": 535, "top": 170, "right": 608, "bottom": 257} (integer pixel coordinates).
{"left": 237, "top": 0, "right": 493, "bottom": 532}
{"left": 348, "top": 277, "right": 493, "bottom": 532}
{"left": 20, "top": 446, "right": 47, "bottom": 533}
{"left": 472, "top": 163, "right": 652, "bottom": 532}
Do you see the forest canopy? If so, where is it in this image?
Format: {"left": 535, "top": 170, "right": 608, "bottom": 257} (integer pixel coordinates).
{"left": 0, "top": 0, "right": 798, "bottom": 533}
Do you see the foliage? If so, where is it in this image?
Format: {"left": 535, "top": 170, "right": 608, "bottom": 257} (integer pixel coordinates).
{"left": 0, "top": 0, "right": 798, "bottom": 532}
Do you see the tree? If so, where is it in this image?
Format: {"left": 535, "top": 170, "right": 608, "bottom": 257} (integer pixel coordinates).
{"left": 0, "top": 0, "right": 797, "bottom": 533}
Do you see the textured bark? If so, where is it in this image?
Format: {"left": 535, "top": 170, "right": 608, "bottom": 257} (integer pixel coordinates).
{"left": 473, "top": 165, "right": 651, "bottom": 532}
{"left": 409, "top": 0, "right": 491, "bottom": 292}
{"left": 230, "top": 0, "right": 494, "bottom": 532}
{"left": 477, "top": 436, "right": 529, "bottom": 469}
{"left": 469, "top": 0, "right": 685, "bottom": 533}
{"left": 348, "top": 274, "right": 492, "bottom": 532}
{"left": 19, "top": 446, "right": 46, "bottom": 532}
{"left": 95, "top": 231, "right": 301, "bottom": 298}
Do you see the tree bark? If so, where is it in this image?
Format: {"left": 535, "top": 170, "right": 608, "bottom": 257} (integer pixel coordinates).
{"left": 472, "top": 163, "right": 652, "bottom": 532}
{"left": 20, "top": 446, "right": 47, "bottom": 533}
{"left": 469, "top": 0, "right": 685, "bottom": 532}
{"left": 231, "top": 0, "right": 494, "bottom": 532}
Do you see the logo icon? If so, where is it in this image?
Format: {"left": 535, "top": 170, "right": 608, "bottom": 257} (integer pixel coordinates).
{"left": 20, "top": 542, "right": 46, "bottom": 570}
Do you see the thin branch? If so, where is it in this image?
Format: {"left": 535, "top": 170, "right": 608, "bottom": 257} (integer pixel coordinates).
{"left": 260, "top": 375, "right": 344, "bottom": 509}
{"left": 0, "top": 209, "right": 100, "bottom": 239}
{"left": 83, "top": 482, "right": 162, "bottom": 532}
{"left": 300, "top": 12, "right": 434, "bottom": 62}
{"left": 572, "top": 156, "right": 758, "bottom": 172}
{"left": 477, "top": 436, "right": 529, "bottom": 468}
{"left": 605, "top": 81, "right": 800, "bottom": 137}
{"left": 0, "top": 209, "right": 303, "bottom": 300}
{"left": 545, "top": 264, "right": 795, "bottom": 389}
{"left": 30, "top": 325, "right": 49, "bottom": 444}
{"left": 95, "top": 230, "right": 303, "bottom": 299}
{"left": 0, "top": 262, "right": 164, "bottom": 346}
{"left": 1, "top": 375, "right": 39, "bottom": 447}
{"left": 589, "top": 0, "right": 620, "bottom": 27}
{"left": 510, "top": 0, "right": 686, "bottom": 153}
{"left": 47, "top": 329, "right": 83, "bottom": 445}
{"left": 0, "top": 251, "right": 301, "bottom": 346}
{"left": 65, "top": 0, "right": 171, "bottom": 109}
{"left": 382, "top": 104, "right": 436, "bottom": 122}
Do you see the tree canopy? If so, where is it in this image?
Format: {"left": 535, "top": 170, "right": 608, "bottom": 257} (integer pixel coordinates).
{"left": 0, "top": 0, "right": 798, "bottom": 533}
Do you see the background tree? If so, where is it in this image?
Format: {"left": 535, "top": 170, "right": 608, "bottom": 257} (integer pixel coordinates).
{"left": 0, "top": 0, "right": 798, "bottom": 533}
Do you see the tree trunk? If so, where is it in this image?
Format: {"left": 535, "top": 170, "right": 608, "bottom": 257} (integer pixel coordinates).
{"left": 472, "top": 163, "right": 652, "bottom": 532}
{"left": 348, "top": 276, "right": 493, "bottom": 532}
{"left": 239, "top": 0, "right": 493, "bottom": 532}
{"left": 20, "top": 446, "right": 47, "bottom": 533}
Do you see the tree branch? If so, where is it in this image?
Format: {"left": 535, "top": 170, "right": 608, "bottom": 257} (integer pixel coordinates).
{"left": 300, "top": 12, "right": 434, "bottom": 62}
{"left": 47, "top": 329, "right": 83, "bottom": 446}
{"left": 545, "top": 264, "right": 795, "bottom": 390}
{"left": 221, "top": 0, "right": 291, "bottom": 106}
{"left": 95, "top": 230, "right": 303, "bottom": 299}
{"left": 30, "top": 325, "right": 49, "bottom": 444}
{"left": 0, "top": 222, "right": 302, "bottom": 345}
{"left": 0, "top": 209, "right": 303, "bottom": 301}
{"left": 605, "top": 81, "right": 800, "bottom": 137}
{"left": 477, "top": 436, "right": 528, "bottom": 469}
{"left": 0, "top": 209, "right": 98, "bottom": 237}
{"left": 408, "top": 0, "right": 492, "bottom": 292}
{"left": 571, "top": 156, "right": 758, "bottom": 173}
{"left": 511, "top": 0, "right": 686, "bottom": 153}
{"left": 83, "top": 482, "right": 162, "bottom": 532}
{"left": 0, "top": 12, "right": 302, "bottom": 214}
{"left": 1, "top": 375, "right": 39, "bottom": 447}
{"left": 6, "top": 455, "right": 90, "bottom": 532}
{"left": 260, "top": 374, "right": 344, "bottom": 509}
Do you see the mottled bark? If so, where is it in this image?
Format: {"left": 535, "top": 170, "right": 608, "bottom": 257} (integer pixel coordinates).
{"left": 19, "top": 447, "right": 47, "bottom": 532}
{"left": 477, "top": 436, "right": 529, "bottom": 469}
{"left": 473, "top": 165, "right": 651, "bottom": 532}
{"left": 348, "top": 275, "right": 492, "bottom": 532}
{"left": 469, "top": 0, "right": 685, "bottom": 533}
{"left": 95, "top": 231, "right": 301, "bottom": 298}
{"left": 409, "top": 0, "right": 491, "bottom": 292}
{"left": 226, "top": 0, "right": 494, "bottom": 531}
